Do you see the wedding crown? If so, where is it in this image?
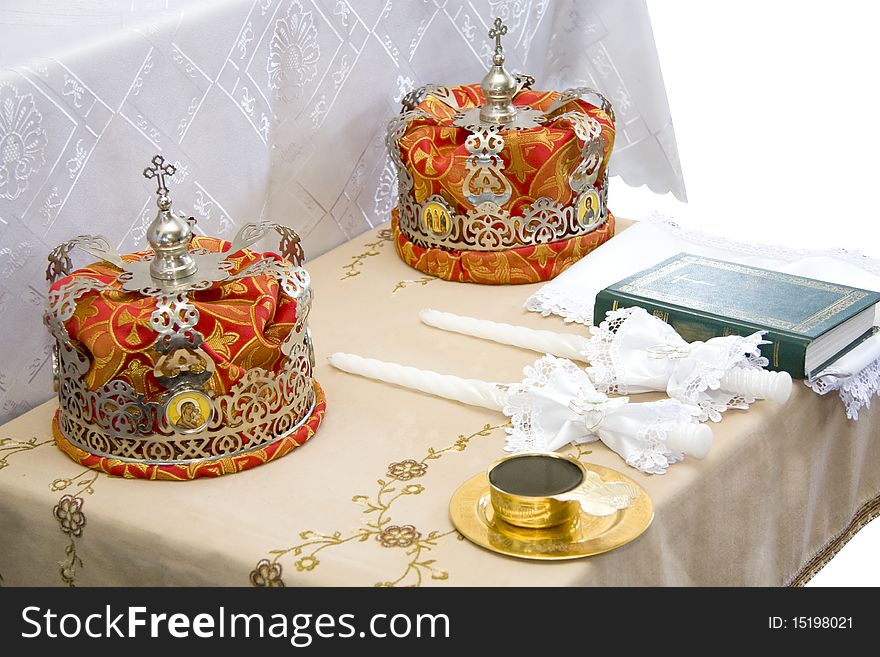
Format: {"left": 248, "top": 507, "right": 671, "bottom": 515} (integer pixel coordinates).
{"left": 44, "top": 155, "right": 325, "bottom": 480}
{"left": 386, "top": 17, "right": 616, "bottom": 283}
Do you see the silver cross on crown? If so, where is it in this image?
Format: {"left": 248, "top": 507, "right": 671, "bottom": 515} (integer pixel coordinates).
{"left": 143, "top": 154, "right": 176, "bottom": 211}
{"left": 488, "top": 17, "right": 508, "bottom": 64}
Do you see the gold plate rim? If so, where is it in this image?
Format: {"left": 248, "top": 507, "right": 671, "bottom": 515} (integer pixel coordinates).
{"left": 449, "top": 462, "right": 654, "bottom": 561}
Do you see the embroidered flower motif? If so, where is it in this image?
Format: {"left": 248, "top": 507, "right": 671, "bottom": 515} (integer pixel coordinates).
{"left": 250, "top": 558, "right": 285, "bottom": 587}
{"left": 386, "top": 459, "right": 427, "bottom": 481}
{"left": 377, "top": 524, "right": 421, "bottom": 548}
{"left": 60, "top": 559, "right": 77, "bottom": 584}
{"left": 267, "top": 1, "right": 320, "bottom": 99}
{"left": 0, "top": 83, "right": 47, "bottom": 200}
{"left": 53, "top": 495, "right": 85, "bottom": 537}
{"left": 294, "top": 556, "right": 319, "bottom": 572}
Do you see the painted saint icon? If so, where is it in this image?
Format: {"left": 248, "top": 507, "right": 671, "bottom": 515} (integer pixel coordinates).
{"left": 177, "top": 401, "right": 205, "bottom": 430}
{"left": 165, "top": 389, "right": 213, "bottom": 433}
{"left": 422, "top": 201, "right": 452, "bottom": 235}
{"left": 578, "top": 190, "right": 601, "bottom": 227}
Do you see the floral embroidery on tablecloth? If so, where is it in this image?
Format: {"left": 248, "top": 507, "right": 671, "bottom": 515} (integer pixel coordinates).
{"left": 377, "top": 525, "right": 421, "bottom": 548}
{"left": 53, "top": 495, "right": 85, "bottom": 537}
{"left": 0, "top": 436, "right": 52, "bottom": 470}
{"left": 250, "top": 558, "right": 284, "bottom": 587}
{"left": 250, "top": 422, "right": 506, "bottom": 587}
{"left": 386, "top": 459, "right": 427, "bottom": 480}
{"left": 340, "top": 228, "right": 393, "bottom": 280}
{"left": 391, "top": 276, "right": 435, "bottom": 295}
{"left": 50, "top": 469, "right": 100, "bottom": 586}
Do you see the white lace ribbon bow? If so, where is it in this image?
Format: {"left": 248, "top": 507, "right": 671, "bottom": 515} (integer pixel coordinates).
{"left": 503, "top": 355, "right": 708, "bottom": 475}
{"left": 584, "top": 307, "right": 770, "bottom": 422}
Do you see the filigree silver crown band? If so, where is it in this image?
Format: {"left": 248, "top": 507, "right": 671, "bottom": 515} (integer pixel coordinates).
{"left": 388, "top": 86, "right": 613, "bottom": 252}
{"left": 45, "top": 222, "right": 316, "bottom": 465}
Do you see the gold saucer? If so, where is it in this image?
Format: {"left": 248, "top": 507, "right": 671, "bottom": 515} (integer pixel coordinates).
{"left": 449, "top": 462, "right": 653, "bottom": 561}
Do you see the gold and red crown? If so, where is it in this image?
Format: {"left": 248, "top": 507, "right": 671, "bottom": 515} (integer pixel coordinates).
{"left": 43, "top": 156, "right": 324, "bottom": 480}
{"left": 386, "top": 17, "right": 616, "bottom": 284}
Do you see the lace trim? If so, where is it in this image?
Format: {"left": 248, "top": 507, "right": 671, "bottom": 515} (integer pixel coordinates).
{"left": 501, "top": 354, "right": 698, "bottom": 475}
{"left": 582, "top": 307, "right": 630, "bottom": 394}
{"left": 669, "top": 333, "right": 768, "bottom": 423}
{"left": 628, "top": 399, "right": 689, "bottom": 475}
{"left": 502, "top": 357, "right": 595, "bottom": 453}
{"left": 807, "top": 358, "right": 880, "bottom": 420}
{"left": 524, "top": 285, "right": 594, "bottom": 325}
{"left": 644, "top": 212, "right": 880, "bottom": 276}
{"left": 584, "top": 307, "right": 769, "bottom": 422}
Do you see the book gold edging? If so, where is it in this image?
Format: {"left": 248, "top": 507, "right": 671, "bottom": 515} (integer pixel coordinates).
{"left": 619, "top": 254, "right": 871, "bottom": 333}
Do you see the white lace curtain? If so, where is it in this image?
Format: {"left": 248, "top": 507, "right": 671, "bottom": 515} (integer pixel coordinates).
{"left": 0, "top": 0, "right": 683, "bottom": 423}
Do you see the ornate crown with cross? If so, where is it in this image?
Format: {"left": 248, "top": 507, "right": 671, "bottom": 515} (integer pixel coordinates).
{"left": 43, "top": 155, "right": 325, "bottom": 480}
{"left": 387, "top": 17, "right": 617, "bottom": 284}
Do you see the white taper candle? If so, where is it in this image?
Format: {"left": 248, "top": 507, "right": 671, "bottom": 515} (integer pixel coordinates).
{"left": 719, "top": 368, "right": 792, "bottom": 404}
{"left": 421, "top": 308, "right": 791, "bottom": 404}
{"left": 328, "top": 352, "right": 505, "bottom": 411}
{"left": 419, "top": 308, "right": 589, "bottom": 360}
{"left": 664, "top": 423, "right": 713, "bottom": 459}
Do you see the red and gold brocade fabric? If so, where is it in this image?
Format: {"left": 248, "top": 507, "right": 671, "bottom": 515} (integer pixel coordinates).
{"left": 399, "top": 84, "right": 616, "bottom": 216}
{"left": 52, "top": 236, "right": 298, "bottom": 400}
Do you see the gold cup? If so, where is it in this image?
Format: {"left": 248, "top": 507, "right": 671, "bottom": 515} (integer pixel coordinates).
{"left": 488, "top": 452, "right": 591, "bottom": 530}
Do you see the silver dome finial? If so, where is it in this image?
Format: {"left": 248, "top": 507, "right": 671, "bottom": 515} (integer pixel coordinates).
{"left": 143, "top": 154, "right": 198, "bottom": 284}
{"left": 479, "top": 17, "right": 517, "bottom": 125}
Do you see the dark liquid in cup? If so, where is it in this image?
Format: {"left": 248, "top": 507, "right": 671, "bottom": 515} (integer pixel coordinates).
{"left": 489, "top": 455, "right": 583, "bottom": 497}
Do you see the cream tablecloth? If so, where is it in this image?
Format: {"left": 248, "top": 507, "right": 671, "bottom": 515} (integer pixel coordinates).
{"left": 1, "top": 220, "right": 878, "bottom": 586}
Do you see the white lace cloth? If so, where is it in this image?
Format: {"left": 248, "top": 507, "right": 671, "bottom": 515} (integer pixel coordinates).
{"left": 585, "top": 306, "right": 768, "bottom": 422}
{"left": 0, "top": 0, "right": 683, "bottom": 424}
{"left": 502, "top": 355, "right": 703, "bottom": 475}
{"left": 525, "top": 213, "right": 880, "bottom": 420}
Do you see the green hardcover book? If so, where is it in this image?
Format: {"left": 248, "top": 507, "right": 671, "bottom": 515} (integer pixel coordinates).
{"left": 593, "top": 253, "right": 880, "bottom": 378}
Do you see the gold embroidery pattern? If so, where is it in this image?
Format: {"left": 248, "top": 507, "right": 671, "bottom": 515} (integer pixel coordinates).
{"left": 391, "top": 276, "right": 435, "bottom": 296}
{"left": 205, "top": 323, "right": 241, "bottom": 359}
{"left": 386, "top": 459, "right": 427, "bottom": 480}
{"left": 250, "top": 559, "right": 284, "bottom": 587}
{"left": 377, "top": 524, "right": 421, "bottom": 548}
{"left": 250, "top": 422, "right": 506, "bottom": 587}
{"left": 0, "top": 437, "right": 52, "bottom": 470}
{"left": 54, "top": 495, "right": 86, "bottom": 537}
{"left": 50, "top": 469, "right": 100, "bottom": 586}
{"left": 341, "top": 229, "right": 393, "bottom": 281}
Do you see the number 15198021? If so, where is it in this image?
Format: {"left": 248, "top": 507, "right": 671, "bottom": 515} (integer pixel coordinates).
{"left": 769, "top": 617, "right": 853, "bottom": 629}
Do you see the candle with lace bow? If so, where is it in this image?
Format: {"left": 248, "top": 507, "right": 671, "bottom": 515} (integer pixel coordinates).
{"left": 329, "top": 352, "right": 712, "bottom": 475}
{"left": 419, "top": 307, "right": 793, "bottom": 422}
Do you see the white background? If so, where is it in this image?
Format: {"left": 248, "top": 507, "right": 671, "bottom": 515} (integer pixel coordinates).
{"left": 608, "top": 0, "right": 879, "bottom": 586}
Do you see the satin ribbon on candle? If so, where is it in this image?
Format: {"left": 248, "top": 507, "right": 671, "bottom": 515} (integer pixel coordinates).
{"left": 329, "top": 352, "right": 712, "bottom": 475}
{"left": 420, "top": 307, "right": 792, "bottom": 422}
{"left": 503, "top": 355, "right": 710, "bottom": 474}
{"left": 583, "top": 307, "right": 785, "bottom": 422}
